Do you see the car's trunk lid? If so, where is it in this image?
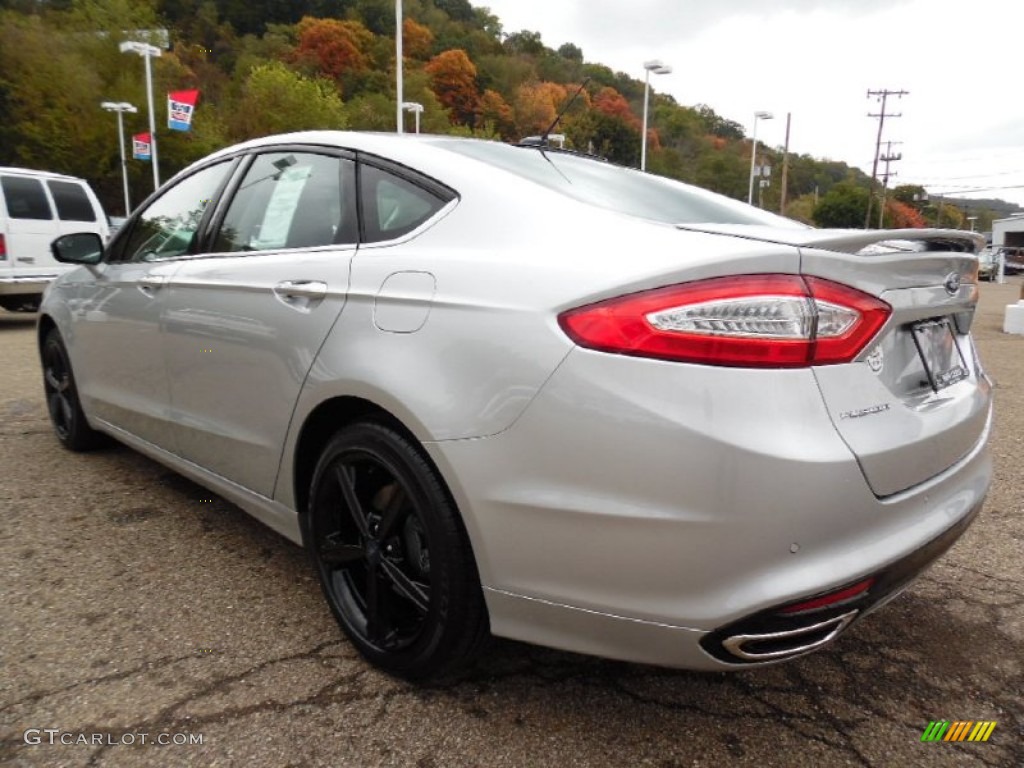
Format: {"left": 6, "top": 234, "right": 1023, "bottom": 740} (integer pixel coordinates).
{"left": 678, "top": 224, "right": 991, "bottom": 497}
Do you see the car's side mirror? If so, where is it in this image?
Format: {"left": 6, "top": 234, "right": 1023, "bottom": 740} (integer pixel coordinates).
{"left": 51, "top": 233, "right": 104, "bottom": 265}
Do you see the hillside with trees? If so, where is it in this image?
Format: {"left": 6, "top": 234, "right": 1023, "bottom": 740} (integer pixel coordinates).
{"left": 1, "top": 0, "right": 1019, "bottom": 228}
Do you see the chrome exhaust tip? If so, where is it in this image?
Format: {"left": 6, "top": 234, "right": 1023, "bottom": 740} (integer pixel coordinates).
{"left": 721, "top": 610, "right": 859, "bottom": 662}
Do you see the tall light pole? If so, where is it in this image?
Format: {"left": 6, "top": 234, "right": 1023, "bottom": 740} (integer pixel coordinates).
{"left": 119, "top": 41, "right": 162, "bottom": 190}
{"left": 747, "top": 110, "right": 773, "bottom": 205}
{"left": 100, "top": 101, "right": 137, "bottom": 216}
{"left": 396, "top": 0, "right": 404, "bottom": 133}
{"left": 402, "top": 101, "right": 423, "bottom": 134}
{"left": 640, "top": 60, "right": 671, "bottom": 171}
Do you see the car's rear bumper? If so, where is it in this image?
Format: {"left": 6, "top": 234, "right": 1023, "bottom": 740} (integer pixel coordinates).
{"left": 426, "top": 348, "right": 992, "bottom": 670}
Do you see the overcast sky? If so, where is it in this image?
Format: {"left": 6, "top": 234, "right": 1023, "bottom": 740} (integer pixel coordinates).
{"left": 480, "top": 0, "right": 1024, "bottom": 209}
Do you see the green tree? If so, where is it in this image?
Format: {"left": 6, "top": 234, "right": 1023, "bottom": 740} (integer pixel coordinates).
{"left": 231, "top": 61, "right": 346, "bottom": 139}
{"left": 813, "top": 183, "right": 870, "bottom": 228}
{"left": 557, "top": 42, "right": 582, "bottom": 61}
{"left": 566, "top": 109, "right": 640, "bottom": 166}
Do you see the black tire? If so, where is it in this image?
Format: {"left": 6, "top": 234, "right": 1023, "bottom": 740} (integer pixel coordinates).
{"left": 305, "top": 421, "right": 488, "bottom": 681}
{"left": 41, "top": 329, "right": 106, "bottom": 451}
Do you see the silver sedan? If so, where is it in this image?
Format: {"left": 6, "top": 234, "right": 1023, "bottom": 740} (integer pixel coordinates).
{"left": 40, "top": 132, "right": 992, "bottom": 680}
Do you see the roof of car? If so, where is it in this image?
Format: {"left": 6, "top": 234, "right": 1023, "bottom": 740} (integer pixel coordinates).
{"left": 0, "top": 166, "right": 88, "bottom": 182}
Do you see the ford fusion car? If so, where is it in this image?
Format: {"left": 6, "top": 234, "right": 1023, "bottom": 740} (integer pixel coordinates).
{"left": 40, "top": 132, "right": 992, "bottom": 680}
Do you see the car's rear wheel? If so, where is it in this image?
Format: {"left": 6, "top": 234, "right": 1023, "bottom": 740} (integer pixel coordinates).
{"left": 306, "top": 421, "right": 488, "bottom": 681}
{"left": 42, "top": 329, "right": 105, "bottom": 451}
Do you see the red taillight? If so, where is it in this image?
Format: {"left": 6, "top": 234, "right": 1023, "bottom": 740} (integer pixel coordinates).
{"left": 778, "top": 578, "right": 875, "bottom": 615}
{"left": 558, "top": 274, "right": 891, "bottom": 368}
{"left": 0, "top": 234, "right": 6, "bottom": 259}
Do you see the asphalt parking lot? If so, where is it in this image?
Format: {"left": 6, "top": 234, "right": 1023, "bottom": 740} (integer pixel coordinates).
{"left": 1, "top": 280, "right": 1022, "bottom": 768}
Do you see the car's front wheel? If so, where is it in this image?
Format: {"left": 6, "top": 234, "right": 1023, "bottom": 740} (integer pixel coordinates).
{"left": 306, "top": 421, "right": 488, "bottom": 681}
{"left": 41, "top": 329, "right": 105, "bottom": 451}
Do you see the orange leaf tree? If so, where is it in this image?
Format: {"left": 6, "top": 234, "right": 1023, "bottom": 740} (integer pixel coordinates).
{"left": 592, "top": 86, "right": 640, "bottom": 130}
{"left": 403, "top": 18, "right": 434, "bottom": 61}
{"left": 885, "top": 198, "right": 927, "bottom": 228}
{"left": 293, "top": 17, "right": 374, "bottom": 87}
{"left": 478, "top": 88, "right": 515, "bottom": 140}
{"left": 512, "top": 81, "right": 567, "bottom": 137}
{"left": 424, "top": 49, "right": 480, "bottom": 127}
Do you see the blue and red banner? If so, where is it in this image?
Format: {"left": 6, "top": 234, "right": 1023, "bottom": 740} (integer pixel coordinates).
{"left": 132, "top": 133, "right": 152, "bottom": 161}
{"left": 168, "top": 89, "right": 199, "bottom": 132}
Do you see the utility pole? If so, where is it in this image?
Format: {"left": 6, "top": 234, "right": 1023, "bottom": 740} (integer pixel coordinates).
{"left": 877, "top": 140, "right": 903, "bottom": 228}
{"left": 779, "top": 112, "right": 791, "bottom": 215}
{"left": 864, "top": 88, "right": 908, "bottom": 228}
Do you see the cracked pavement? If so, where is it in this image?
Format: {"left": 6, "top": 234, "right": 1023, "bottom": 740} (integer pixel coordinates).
{"left": 1, "top": 281, "right": 1022, "bottom": 767}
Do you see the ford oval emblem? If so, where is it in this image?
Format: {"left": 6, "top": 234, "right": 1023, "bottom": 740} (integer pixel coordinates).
{"left": 943, "top": 272, "right": 961, "bottom": 296}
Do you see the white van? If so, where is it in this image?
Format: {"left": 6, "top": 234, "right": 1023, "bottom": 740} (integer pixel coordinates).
{"left": 0, "top": 167, "right": 109, "bottom": 312}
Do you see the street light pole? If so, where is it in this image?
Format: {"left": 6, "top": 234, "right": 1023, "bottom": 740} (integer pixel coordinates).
{"left": 747, "top": 111, "right": 773, "bottom": 205}
{"left": 119, "top": 41, "right": 162, "bottom": 190}
{"left": 640, "top": 60, "right": 671, "bottom": 171}
{"left": 101, "top": 101, "right": 138, "bottom": 216}
{"left": 402, "top": 102, "right": 423, "bottom": 133}
{"left": 396, "top": 0, "right": 404, "bottom": 134}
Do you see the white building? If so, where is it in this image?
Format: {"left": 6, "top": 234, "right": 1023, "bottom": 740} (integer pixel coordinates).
{"left": 992, "top": 213, "right": 1024, "bottom": 249}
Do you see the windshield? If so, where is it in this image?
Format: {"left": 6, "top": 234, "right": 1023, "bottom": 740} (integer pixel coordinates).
{"left": 431, "top": 139, "right": 807, "bottom": 229}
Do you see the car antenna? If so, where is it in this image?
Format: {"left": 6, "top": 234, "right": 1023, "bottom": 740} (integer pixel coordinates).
{"left": 520, "top": 78, "right": 591, "bottom": 149}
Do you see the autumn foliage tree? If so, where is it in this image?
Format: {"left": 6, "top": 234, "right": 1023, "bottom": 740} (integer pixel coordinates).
{"left": 424, "top": 49, "right": 480, "bottom": 127}
{"left": 403, "top": 18, "right": 434, "bottom": 60}
{"left": 511, "top": 81, "right": 567, "bottom": 137}
{"left": 478, "top": 89, "right": 515, "bottom": 140}
{"left": 592, "top": 87, "right": 640, "bottom": 129}
{"left": 884, "top": 199, "right": 927, "bottom": 228}
{"left": 292, "top": 16, "right": 374, "bottom": 93}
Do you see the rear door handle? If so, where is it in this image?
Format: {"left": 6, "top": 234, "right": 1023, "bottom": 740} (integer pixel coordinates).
{"left": 274, "top": 280, "right": 328, "bottom": 300}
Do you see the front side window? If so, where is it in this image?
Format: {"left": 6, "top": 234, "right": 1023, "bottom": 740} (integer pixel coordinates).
{"left": 1, "top": 176, "right": 53, "bottom": 220}
{"left": 214, "top": 152, "right": 356, "bottom": 253}
{"left": 47, "top": 180, "right": 97, "bottom": 222}
{"left": 360, "top": 164, "right": 450, "bottom": 243}
{"left": 117, "top": 162, "right": 231, "bottom": 263}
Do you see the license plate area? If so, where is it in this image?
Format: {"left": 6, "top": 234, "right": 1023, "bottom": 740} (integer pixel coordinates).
{"left": 911, "top": 318, "right": 968, "bottom": 391}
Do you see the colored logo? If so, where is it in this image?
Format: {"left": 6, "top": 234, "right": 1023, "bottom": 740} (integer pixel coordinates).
{"left": 921, "top": 721, "right": 996, "bottom": 742}
{"left": 168, "top": 89, "right": 200, "bottom": 132}
{"left": 132, "top": 132, "right": 152, "bottom": 161}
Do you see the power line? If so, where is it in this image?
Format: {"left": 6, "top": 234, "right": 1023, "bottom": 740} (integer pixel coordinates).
{"left": 901, "top": 169, "right": 1024, "bottom": 182}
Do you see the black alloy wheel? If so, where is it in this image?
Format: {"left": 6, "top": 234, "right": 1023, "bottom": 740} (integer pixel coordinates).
{"left": 307, "top": 421, "right": 488, "bottom": 680}
{"left": 41, "top": 329, "right": 104, "bottom": 451}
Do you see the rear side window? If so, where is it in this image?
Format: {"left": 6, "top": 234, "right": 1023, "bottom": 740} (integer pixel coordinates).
{"left": 47, "top": 180, "right": 97, "bottom": 222}
{"left": 1, "top": 176, "right": 53, "bottom": 220}
{"left": 359, "top": 164, "right": 450, "bottom": 243}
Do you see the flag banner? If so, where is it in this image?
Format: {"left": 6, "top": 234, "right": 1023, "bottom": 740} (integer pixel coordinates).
{"left": 168, "top": 89, "right": 200, "bottom": 131}
{"left": 132, "top": 132, "right": 152, "bottom": 161}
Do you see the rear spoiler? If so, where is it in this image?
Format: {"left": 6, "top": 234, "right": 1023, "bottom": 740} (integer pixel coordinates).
{"left": 675, "top": 224, "right": 986, "bottom": 255}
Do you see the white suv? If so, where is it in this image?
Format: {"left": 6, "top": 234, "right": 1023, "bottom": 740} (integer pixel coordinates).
{"left": 0, "top": 167, "right": 109, "bottom": 312}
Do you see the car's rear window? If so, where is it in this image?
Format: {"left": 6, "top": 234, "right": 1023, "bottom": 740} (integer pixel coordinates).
{"left": 430, "top": 139, "right": 805, "bottom": 228}
{"left": 47, "top": 180, "right": 97, "bottom": 222}
{"left": 1, "top": 175, "right": 53, "bottom": 220}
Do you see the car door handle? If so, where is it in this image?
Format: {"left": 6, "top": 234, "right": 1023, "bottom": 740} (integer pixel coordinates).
{"left": 274, "top": 280, "right": 328, "bottom": 300}
{"left": 137, "top": 274, "right": 167, "bottom": 294}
